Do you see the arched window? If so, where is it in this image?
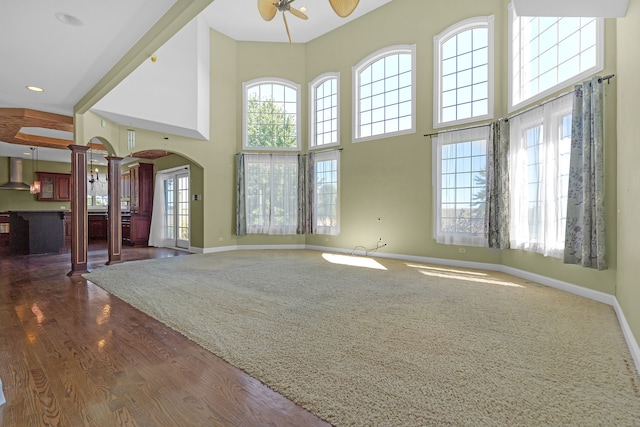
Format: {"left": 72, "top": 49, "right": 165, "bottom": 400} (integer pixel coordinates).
{"left": 242, "top": 78, "right": 301, "bottom": 150}
{"left": 352, "top": 45, "right": 416, "bottom": 142}
{"left": 309, "top": 73, "right": 340, "bottom": 149}
{"left": 433, "top": 16, "right": 494, "bottom": 128}
{"left": 508, "top": 4, "right": 603, "bottom": 111}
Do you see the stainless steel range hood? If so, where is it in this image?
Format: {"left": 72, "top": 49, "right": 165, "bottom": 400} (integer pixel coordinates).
{"left": 0, "top": 157, "right": 31, "bottom": 190}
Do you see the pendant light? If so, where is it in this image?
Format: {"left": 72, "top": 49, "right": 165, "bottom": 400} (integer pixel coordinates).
{"left": 29, "top": 147, "right": 41, "bottom": 194}
{"left": 88, "top": 145, "right": 96, "bottom": 193}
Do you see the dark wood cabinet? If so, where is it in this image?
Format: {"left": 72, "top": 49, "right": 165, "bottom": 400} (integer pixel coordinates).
{"left": 0, "top": 214, "right": 9, "bottom": 253}
{"left": 121, "top": 171, "right": 131, "bottom": 209}
{"left": 8, "top": 211, "right": 65, "bottom": 255}
{"left": 63, "top": 213, "right": 71, "bottom": 243}
{"left": 88, "top": 214, "right": 107, "bottom": 240}
{"left": 122, "top": 215, "right": 131, "bottom": 241}
{"left": 123, "top": 163, "right": 153, "bottom": 246}
{"left": 37, "top": 172, "right": 71, "bottom": 201}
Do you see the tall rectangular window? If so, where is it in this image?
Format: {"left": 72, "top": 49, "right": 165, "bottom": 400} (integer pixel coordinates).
{"left": 433, "top": 126, "right": 489, "bottom": 247}
{"left": 243, "top": 154, "right": 299, "bottom": 235}
{"left": 509, "top": 94, "right": 572, "bottom": 257}
{"left": 313, "top": 150, "right": 340, "bottom": 235}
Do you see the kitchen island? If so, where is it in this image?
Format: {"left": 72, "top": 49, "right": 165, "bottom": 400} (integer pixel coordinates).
{"left": 8, "top": 210, "right": 66, "bottom": 255}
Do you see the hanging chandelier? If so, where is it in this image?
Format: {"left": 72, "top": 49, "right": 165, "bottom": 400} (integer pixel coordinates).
{"left": 29, "top": 147, "right": 41, "bottom": 194}
{"left": 88, "top": 146, "right": 97, "bottom": 193}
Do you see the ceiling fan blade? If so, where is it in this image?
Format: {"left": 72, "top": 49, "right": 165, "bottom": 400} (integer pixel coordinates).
{"left": 258, "top": 0, "right": 278, "bottom": 21}
{"left": 328, "top": 0, "right": 360, "bottom": 18}
{"left": 288, "top": 7, "right": 308, "bottom": 20}
{"left": 283, "top": 12, "right": 292, "bottom": 44}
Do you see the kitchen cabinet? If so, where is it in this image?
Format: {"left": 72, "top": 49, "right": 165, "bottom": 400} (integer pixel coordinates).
{"left": 37, "top": 172, "right": 71, "bottom": 201}
{"left": 8, "top": 211, "right": 65, "bottom": 255}
{"left": 121, "top": 171, "right": 131, "bottom": 209}
{"left": 63, "top": 212, "right": 71, "bottom": 243}
{"left": 0, "top": 213, "right": 9, "bottom": 253}
{"left": 88, "top": 214, "right": 107, "bottom": 240}
{"left": 123, "top": 163, "right": 153, "bottom": 246}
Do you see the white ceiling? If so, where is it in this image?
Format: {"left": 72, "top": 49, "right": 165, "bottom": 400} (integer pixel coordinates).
{"left": 0, "top": 0, "right": 177, "bottom": 117}
{"left": 0, "top": 0, "right": 390, "bottom": 163}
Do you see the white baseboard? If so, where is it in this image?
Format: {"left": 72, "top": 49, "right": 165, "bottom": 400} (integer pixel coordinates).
{"left": 201, "top": 244, "right": 306, "bottom": 253}
{"left": 189, "top": 243, "right": 640, "bottom": 376}
{"left": 613, "top": 299, "right": 640, "bottom": 376}
{"left": 202, "top": 245, "right": 238, "bottom": 254}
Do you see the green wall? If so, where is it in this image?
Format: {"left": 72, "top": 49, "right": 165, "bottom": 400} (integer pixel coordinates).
{"left": 0, "top": 157, "right": 72, "bottom": 212}
{"left": 75, "top": 0, "right": 623, "bottom": 299}
{"left": 301, "top": 0, "right": 618, "bottom": 293}
{"left": 615, "top": 0, "right": 640, "bottom": 350}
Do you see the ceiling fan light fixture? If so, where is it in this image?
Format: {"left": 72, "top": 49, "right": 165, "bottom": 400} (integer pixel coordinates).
{"left": 300, "top": 6, "right": 307, "bottom": 12}
{"left": 258, "top": 0, "right": 308, "bottom": 43}
{"left": 329, "top": 0, "right": 360, "bottom": 18}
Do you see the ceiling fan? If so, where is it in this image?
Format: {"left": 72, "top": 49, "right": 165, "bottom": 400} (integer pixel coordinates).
{"left": 258, "top": 0, "right": 361, "bottom": 44}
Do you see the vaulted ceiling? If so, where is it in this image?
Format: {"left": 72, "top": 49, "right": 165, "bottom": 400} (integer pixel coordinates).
{"left": 0, "top": 0, "right": 390, "bottom": 162}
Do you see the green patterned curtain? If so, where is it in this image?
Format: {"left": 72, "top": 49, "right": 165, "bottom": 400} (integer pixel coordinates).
{"left": 564, "top": 77, "right": 607, "bottom": 270}
{"left": 486, "top": 119, "right": 510, "bottom": 249}
{"left": 235, "top": 153, "right": 247, "bottom": 236}
{"left": 304, "top": 153, "right": 316, "bottom": 235}
{"left": 297, "top": 154, "right": 308, "bottom": 235}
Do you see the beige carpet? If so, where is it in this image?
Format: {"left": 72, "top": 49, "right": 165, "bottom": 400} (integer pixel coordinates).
{"left": 84, "top": 250, "right": 640, "bottom": 426}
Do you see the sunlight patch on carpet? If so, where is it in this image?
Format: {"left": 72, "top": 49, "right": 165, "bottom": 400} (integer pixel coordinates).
{"left": 322, "top": 253, "right": 388, "bottom": 270}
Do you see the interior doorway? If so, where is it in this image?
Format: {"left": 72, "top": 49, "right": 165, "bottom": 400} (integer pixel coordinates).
{"left": 149, "top": 166, "right": 190, "bottom": 250}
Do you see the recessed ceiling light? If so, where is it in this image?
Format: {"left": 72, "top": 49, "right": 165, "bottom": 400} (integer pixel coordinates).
{"left": 300, "top": 6, "right": 308, "bottom": 12}
{"left": 55, "top": 12, "right": 83, "bottom": 27}
{"left": 26, "top": 86, "right": 44, "bottom": 92}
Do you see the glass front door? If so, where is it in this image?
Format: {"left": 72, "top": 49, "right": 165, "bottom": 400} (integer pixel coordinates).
{"left": 164, "top": 171, "right": 189, "bottom": 249}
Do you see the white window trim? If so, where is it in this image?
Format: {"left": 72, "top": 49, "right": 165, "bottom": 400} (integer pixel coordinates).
{"left": 309, "top": 72, "right": 340, "bottom": 150}
{"left": 313, "top": 150, "right": 341, "bottom": 236}
{"left": 242, "top": 77, "right": 302, "bottom": 151}
{"left": 507, "top": 3, "right": 604, "bottom": 112}
{"left": 352, "top": 44, "right": 417, "bottom": 143}
{"left": 433, "top": 15, "right": 495, "bottom": 129}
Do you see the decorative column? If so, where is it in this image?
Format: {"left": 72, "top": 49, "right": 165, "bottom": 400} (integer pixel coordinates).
{"left": 106, "top": 156, "right": 123, "bottom": 265}
{"left": 67, "top": 144, "right": 90, "bottom": 276}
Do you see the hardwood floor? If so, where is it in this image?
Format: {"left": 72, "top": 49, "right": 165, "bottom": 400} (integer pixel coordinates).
{"left": 0, "top": 244, "right": 329, "bottom": 426}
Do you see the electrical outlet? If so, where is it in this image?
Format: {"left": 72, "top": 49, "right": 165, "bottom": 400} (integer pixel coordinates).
{"left": 458, "top": 248, "right": 467, "bottom": 253}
